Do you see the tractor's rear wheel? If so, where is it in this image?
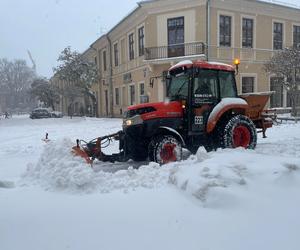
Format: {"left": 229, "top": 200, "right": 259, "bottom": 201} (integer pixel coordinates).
{"left": 148, "top": 135, "right": 182, "bottom": 164}
{"left": 218, "top": 115, "right": 257, "bottom": 149}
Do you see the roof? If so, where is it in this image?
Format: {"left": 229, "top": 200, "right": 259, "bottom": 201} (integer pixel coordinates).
{"left": 170, "top": 60, "right": 235, "bottom": 72}
{"left": 258, "top": 0, "right": 300, "bottom": 10}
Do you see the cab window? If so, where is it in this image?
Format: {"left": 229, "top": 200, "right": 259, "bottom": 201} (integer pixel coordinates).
{"left": 167, "top": 74, "right": 189, "bottom": 100}
{"left": 193, "top": 70, "right": 218, "bottom": 100}
{"left": 219, "top": 71, "right": 237, "bottom": 98}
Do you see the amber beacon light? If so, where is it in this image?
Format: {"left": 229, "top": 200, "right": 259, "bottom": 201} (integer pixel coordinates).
{"left": 234, "top": 58, "right": 240, "bottom": 75}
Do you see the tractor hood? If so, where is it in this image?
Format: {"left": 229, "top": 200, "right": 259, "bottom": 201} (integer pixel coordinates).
{"left": 127, "top": 101, "right": 183, "bottom": 121}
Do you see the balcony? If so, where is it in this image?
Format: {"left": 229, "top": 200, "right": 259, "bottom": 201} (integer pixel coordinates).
{"left": 144, "top": 42, "right": 206, "bottom": 62}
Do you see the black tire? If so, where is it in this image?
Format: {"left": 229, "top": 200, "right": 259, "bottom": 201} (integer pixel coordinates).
{"left": 148, "top": 135, "right": 182, "bottom": 164}
{"left": 218, "top": 115, "right": 257, "bottom": 149}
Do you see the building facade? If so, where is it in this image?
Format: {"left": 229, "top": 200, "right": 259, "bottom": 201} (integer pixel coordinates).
{"left": 53, "top": 0, "right": 300, "bottom": 117}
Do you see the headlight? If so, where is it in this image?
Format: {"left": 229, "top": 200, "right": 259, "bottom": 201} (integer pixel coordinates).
{"left": 123, "top": 115, "right": 143, "bottom": 127}
{"left": 125, "top": 120, "right": 133, "bottom": 126}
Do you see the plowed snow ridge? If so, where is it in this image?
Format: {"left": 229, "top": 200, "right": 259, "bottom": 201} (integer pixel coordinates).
{"left": 22, "top": 137, "right": 300, "bottom": 205}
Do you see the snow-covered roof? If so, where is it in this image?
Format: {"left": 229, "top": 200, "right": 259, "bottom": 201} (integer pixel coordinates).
{"left": 207, "top": 62, "right": 233, "bottom": 67}
{"left": 259, "top": 0, "right": 300, "bottom": 9}
{"left": 169, "top": 60, "right": 193, "bottom": 71}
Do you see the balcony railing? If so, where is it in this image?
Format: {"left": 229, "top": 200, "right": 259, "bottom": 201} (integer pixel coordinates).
{"left": 144, "top": 42, "right": 206, "bottom": 61}
{"left": 208, "top": 45, "right": 277, "bottom": 63}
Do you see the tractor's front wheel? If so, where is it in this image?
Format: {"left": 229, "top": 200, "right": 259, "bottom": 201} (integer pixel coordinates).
{"left": 218, "top": 115, "right": 257, "bottom": 149}
{"left": 148, "top": 135, "right": 182, "bottom": 164}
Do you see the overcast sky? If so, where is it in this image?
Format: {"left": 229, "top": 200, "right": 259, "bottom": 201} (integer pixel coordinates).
{"left": 0, "top": 0, "right": 299, "bottom": 78}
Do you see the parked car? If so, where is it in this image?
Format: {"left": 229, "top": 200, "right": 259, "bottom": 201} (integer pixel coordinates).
{"left": 29, "top": 108, "right": 63, "bottom": 119}
{"left": 50, "top": 111, "right": 63, "bottom": 118}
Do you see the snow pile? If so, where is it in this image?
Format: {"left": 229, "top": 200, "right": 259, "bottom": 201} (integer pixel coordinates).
{"left": 22, "top": 138, "right": 170, "bottom": 193}
{"left": 169, "top": 147, "right": 300, "bottom": 206}
{"left": 22, "top": 137, "right": 300, "bottom": 204}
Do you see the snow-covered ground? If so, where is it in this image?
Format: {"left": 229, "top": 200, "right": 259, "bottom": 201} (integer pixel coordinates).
{"left": 1, "top": 115, "right": 300, "bottom": 250}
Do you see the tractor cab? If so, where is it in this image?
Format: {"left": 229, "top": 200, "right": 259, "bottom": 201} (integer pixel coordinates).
{"left": 167, "top": 60, "right": 237, "bottom": 102}
{"left": 167, "top": 60, "right": 238, "bottom": 138}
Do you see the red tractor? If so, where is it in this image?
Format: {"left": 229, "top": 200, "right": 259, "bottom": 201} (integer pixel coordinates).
{"left": 73, "top": 60, "right": 272, "bottom": 165}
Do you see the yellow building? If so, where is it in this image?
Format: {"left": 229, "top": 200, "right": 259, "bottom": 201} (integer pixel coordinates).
{"left": 52, "top": 0, "right": 300, "bottom": 117}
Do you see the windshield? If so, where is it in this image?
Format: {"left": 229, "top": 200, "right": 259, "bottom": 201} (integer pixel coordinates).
{"left": 167, "top": 74, "right": 189, "bottom": 100}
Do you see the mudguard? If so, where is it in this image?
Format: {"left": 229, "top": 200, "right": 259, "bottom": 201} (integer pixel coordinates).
{"left": 158, "top": 126, "right": 186, "bottom": 146}
{"left": 206, "top": 98, "right": 249, "bottom": 133}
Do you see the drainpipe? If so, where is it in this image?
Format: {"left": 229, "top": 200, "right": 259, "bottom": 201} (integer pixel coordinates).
{"left": 106, "top": 35, "right": 114, "bottom": 118}
{"left": 206, "top": 0, "right": 211, "bottom": 61}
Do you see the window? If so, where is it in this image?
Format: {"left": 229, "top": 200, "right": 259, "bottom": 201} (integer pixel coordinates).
{"left": 115, "top": 88, "right": 120, "bottom": 105}
{"left": 242, "top": 77, "right": 255, "bottom": 93}
{"left": 139, "top": 82, "right": 148, "bottom": 103}
{"left": 121, "top": 39, "right": 125, "bottom": 64}
{"left": 219, "top": 15, "right": 232, "bottom": 47}
{"left": 138, "top": 26, "right": 145, "bottom": 56}
{"left": 114, "top": 43, "right": 119, "bottom": 67}
{"left": 98, "top": 50, "right": 102, "bottom": 69}
{"left": 270, "top": 77, "right": 283, "bottom": 107}
{"left": 194, "top": 70, "right": 218, "bottom": 100}
{"left": 94, "top": 56, "right": 98, "bottom": 67}
{"left": 129, "top": 33, "right": 134, "bottom": 60}
{"left": 168, "top": 74, "right": 189, "bottom": 100}
{"left": 242, "top": 18, "right": 253, "bottom": 48}
{"left": 167, "top": 17, "right": 184, "bottom": 57}
{"left": 129, "top": 85, "right": 135, "bottom": 105}
{"left": 139, "top": 82, "right": 145, "bottom": 96}
{"left": 293, "top": 25, "right": 300, "bottom": 48}
{"left": 122, "top": 86, "right": 126, "bottom": 106}
{"left": 219, "top": 71, "right": 237, "bottom": 98}
{"left": 103, "top": 50, "right": 107, "bottom": 71}
{"left": 273, "top": 22, "right": 283, "bottom": 50}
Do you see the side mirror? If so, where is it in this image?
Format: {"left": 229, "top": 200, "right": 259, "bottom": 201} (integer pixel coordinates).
{"left": 166, "top": 76, "right": 171, "bottom": 94}
{"left": 150, "top": 78, "right": 155, "bottom": 88}
{"left": 149, "top": 72, "right": 171, "bottom": 88}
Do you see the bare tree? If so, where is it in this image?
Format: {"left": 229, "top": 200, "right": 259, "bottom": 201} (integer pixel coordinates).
{"left": 53, "top": 47, "right": 98, "bottom": 116}
{"left": 0, "top": 58, "right": 36, "bottom": 111}
{"left": 30, "top": 78, "right": 60, "bottom": 111}
{"left": 265, "top": 46, "right": 300, "bottom": 116}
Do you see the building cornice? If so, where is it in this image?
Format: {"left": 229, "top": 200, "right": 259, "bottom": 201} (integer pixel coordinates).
{"left": 141, "top": 0, "right": 205, "bottom": 15}
{"left": 212, "top": 0, "right": 300, "bottom": 21}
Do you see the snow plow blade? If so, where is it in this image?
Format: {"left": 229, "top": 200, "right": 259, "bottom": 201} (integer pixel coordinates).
{"left": 72, "top": 144, "right": 93, "bottom": 164}
{"left": 71, "top": 132, "right": 126, "bottom": 165}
